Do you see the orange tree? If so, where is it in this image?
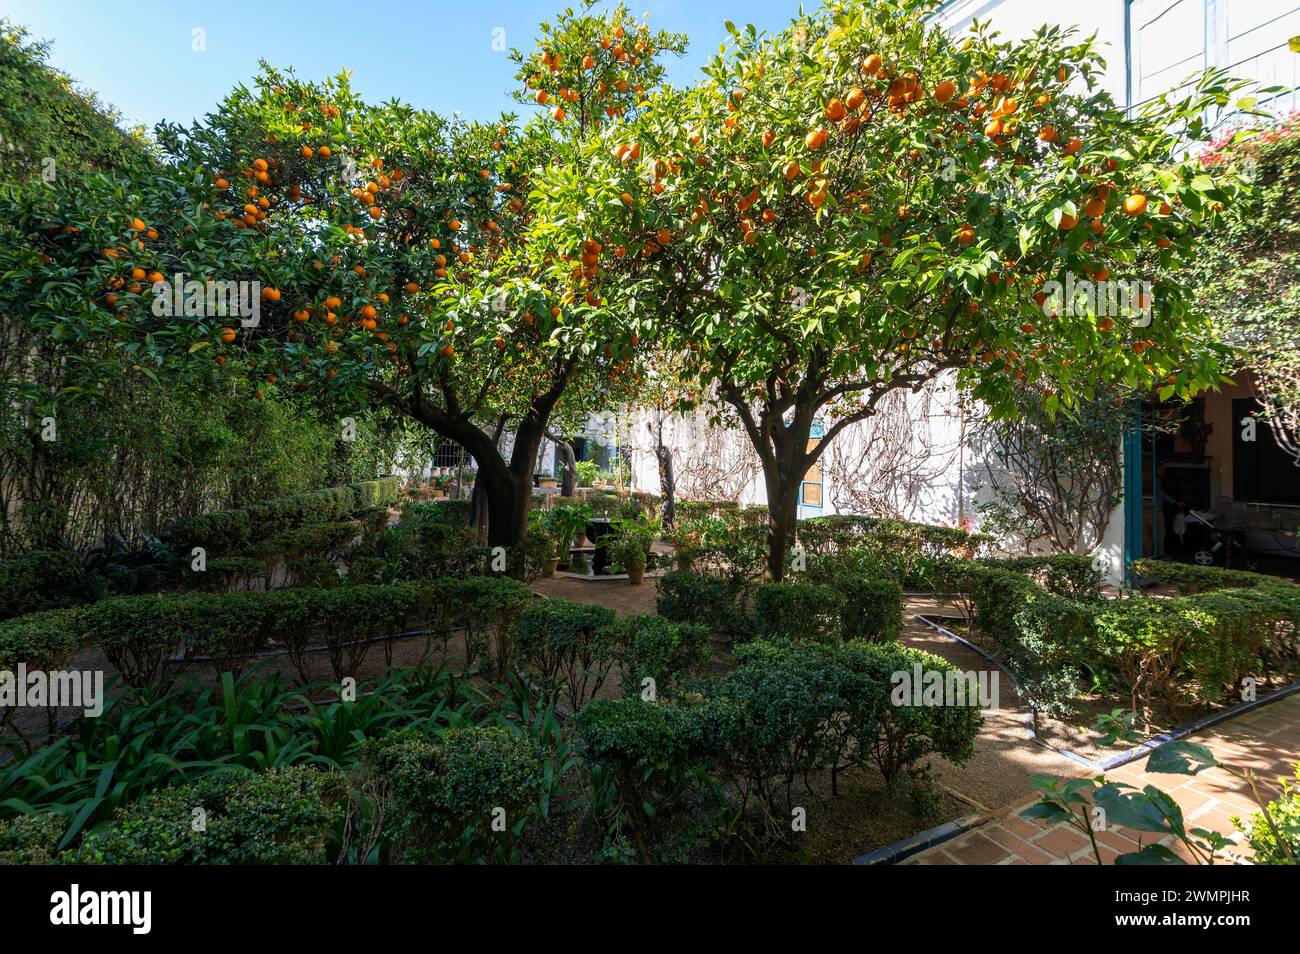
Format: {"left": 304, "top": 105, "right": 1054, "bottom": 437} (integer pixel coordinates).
{"left": 527, "top": 0, "right": 1254, "bottom": 578}
{"left": 37, "top": 4, "right": 683, "bottom": 550}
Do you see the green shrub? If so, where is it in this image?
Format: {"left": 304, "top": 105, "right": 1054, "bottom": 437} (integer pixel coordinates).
{"left": 982, "top": 554, "right": 1103, "bottom": 601}
{"left": 76, "top": 767, "right": 346, "bottom": 864}
{"left": 0, "top": 607, "right": 84, "bottom": 673}
{"left": 612, "top": 614, "right": 711, "bottom": 698}
{"left": 1235, "top": 762, "right": 1300, "bottom": 865}
{"left": 79, "top": 594, "right": 201, "bottom": 687}
{"left": 0, "top": 813, "right": 66, "bottom": 864}
{"left": 718, "top": 640, "right": 982, "bottom": 806}
{"left": 575, "top": 697, "right": 728, "bottom": 863}
{"left": 1131, "top": 558, "right": 1285, "bottom": 595}
{"left": 656, "top": 570, "right": 752, "bottom": 642}
{"left": 710, "top": 642, "right": 852, "bottom": 817}
{"left": 421, "top": 575, "right": 534, "bottom": 674}
{"left": 359, "top": 726, "right": 544, "bottom": 864}
{"left": 407, "top": 498, "right": 472, "bottom": 528}
{"left": 514, "top": 599, "right": 619, "bottom": 710}
{"left": 181, "top": 555, "right": 263, "bottom": 593}
{"left": 805, "top": 573, "right": 903, "bottom": 641}
{"left": 0, "top": 549, "right": 104, "bottom": 620}
{"left": 837, "top": 640, "right": 983, "bottom": 789}
{"left": 160, "top": 508, "right": 252, "bottom": 558}
{"left": 350, "top": 476, "right": 403, "bottom": 511}
{"left": 1004, "top": 590, "right": 1093, "bottom": 717}
{"left": 243, "top": 520, "right": 360, "bottom": 563}
{"left": 752, "top": 581, "right": 845, "bottom": 644}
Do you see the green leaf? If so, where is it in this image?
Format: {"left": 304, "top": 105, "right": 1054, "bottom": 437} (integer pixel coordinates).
{"left": 1115, "top": 843, "right": 1186, "bottom": 865}
{"left": 1093, "top": 783, "right": 1173, "bottom": 833}
{"left": 1145, "top": 740, "right": 1219, "bottom": 776}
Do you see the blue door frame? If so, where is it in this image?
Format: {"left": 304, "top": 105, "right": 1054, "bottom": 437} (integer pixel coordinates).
{"left": 797, "top": 422, "right": 825, "bottom": 520}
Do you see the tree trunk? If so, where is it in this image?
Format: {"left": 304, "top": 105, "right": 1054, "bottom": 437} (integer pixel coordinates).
{"left": 406, "top": 357, "right": 576, "bottom": 552}
{"left": 655, "top": 413, "right": 675, "bottom": 526}
{"left": 764, "top": 469, "right": 802, "bottom": 581}
{"left": 548, "top": 430, "right": 578, "bottom": 497}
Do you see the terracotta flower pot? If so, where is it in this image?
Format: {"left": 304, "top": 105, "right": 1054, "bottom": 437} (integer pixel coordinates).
{"left": 626, "top": 562, "right": 645, "bottom": 585}
{"left": 544, "top": 556, "right": 560, "bottom": 578}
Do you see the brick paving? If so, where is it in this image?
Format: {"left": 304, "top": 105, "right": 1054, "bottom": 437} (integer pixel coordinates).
{"left": 903, "top": 693, "right": 1300, "bottom": 865}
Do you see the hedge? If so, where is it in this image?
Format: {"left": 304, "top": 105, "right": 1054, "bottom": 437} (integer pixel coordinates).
{"left": 581, "top": 639, "right": 982, "bottom": 822}
{"left": 963, "top": 562, "right": 1300, "bottom": 719}
{"left": 75, "top": 767, "right": 346, "bottom": 864}
{"left": 1131, "top": 559, "right": 1287, "bottom": 596}
{"left": 610, "top": 615, "right": 710, "bottom": 698}
{"left": 981, "top": 554, "right": 1103, "bottom": 601}
{"left": 0, "top": 549, "right": 105, "bottom": 621}
{"left": 0, "top": 576, "right": 533, "bottom": 687}
{"left": 752, "top": 581, "right": 844, "bottom": 644}
{"left": 358, "top": 726, "right": 546, "bottom": 864}
{"left": 160, "top": 477, "right": 401, "bottom": 558}
{"left": 656, "top": 570, "right": 753, "bottom": 642}
{"left": 514, "top": 600, "right": 619, "bottom": 710}
{"left": 575, "top": 697, "right": 729, "bottom": 863}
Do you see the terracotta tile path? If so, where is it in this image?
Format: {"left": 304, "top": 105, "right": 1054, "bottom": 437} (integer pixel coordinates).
{"left": 903, "top": 693, "right": 1300, "bottom": 864}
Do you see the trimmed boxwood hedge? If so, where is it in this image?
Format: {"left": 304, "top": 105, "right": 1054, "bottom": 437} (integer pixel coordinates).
{"left": 962, "top": 560, "right": 1300, "bottom": 718}
{"left": 0, "top": 575, "right": 533, "bottom": 687}
{"left": 160, "top": 477, "right": 401, "bottom": 557}
{"left": 75, "top": 767, "right": 346, "bottom": 865}
{"left": 752, "top": 581, "right": 844, "bottom": 644}
{"left": 358, "top": 726, "right": 546, "bottom": 864}
{"left": 1131, "top": 558, "right": 1288, "bottom": 596}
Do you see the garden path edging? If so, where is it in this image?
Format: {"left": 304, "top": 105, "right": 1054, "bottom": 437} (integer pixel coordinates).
{"left": 913, "top": 612, "right": 1300, "bottom": 773}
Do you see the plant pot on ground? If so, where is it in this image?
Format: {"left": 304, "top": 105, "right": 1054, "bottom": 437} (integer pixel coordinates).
{"left": 606, "top": 513, "right": 660, "bottom": 586}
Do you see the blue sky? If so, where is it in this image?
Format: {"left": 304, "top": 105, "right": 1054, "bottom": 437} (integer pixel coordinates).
{"left": 3, "top": 0, "right": 817, "bottom": 132}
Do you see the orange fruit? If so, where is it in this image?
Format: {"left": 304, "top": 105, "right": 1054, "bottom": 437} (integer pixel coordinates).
{"left": 1063, "top": 137, "right": 1083, "bottom": 155}
{"left": 1123, "top": 193, "right": 1148, "bottom": 216}
{"left": 934, "top": 80, "right": 957, "bottom": 104}
{"left": 956, "top": 225, "right": 975, "bottom": 245}
{"left": 318, "top": 146, "right": 331, "bottom": 158}
{"left": 862, "top": 53, "right": 882, "bottom": 76}
{"left": 220, "top": 327, "right": 237, "bottom": 343}
{"left": 824, "top": 98, "right": 847, "bottom": 121}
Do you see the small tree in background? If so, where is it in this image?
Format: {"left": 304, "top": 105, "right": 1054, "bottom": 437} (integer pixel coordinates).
{"left": 975, "top": 390, "right": 1125, "bottom": 554}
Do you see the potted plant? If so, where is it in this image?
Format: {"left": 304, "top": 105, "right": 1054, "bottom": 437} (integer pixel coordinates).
{"left": 540, "top": 503, "right": 591, "bottom": 570}
{"left": 528, "top": 513, "right": 562, "bottom": 577}
{"left": 607, "top": 514, "right": 660, "bottom": 585}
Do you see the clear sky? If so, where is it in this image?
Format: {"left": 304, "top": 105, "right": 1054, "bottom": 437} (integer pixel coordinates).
{"left": 2, "top": 0, "right": 820, "bottom": 132}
